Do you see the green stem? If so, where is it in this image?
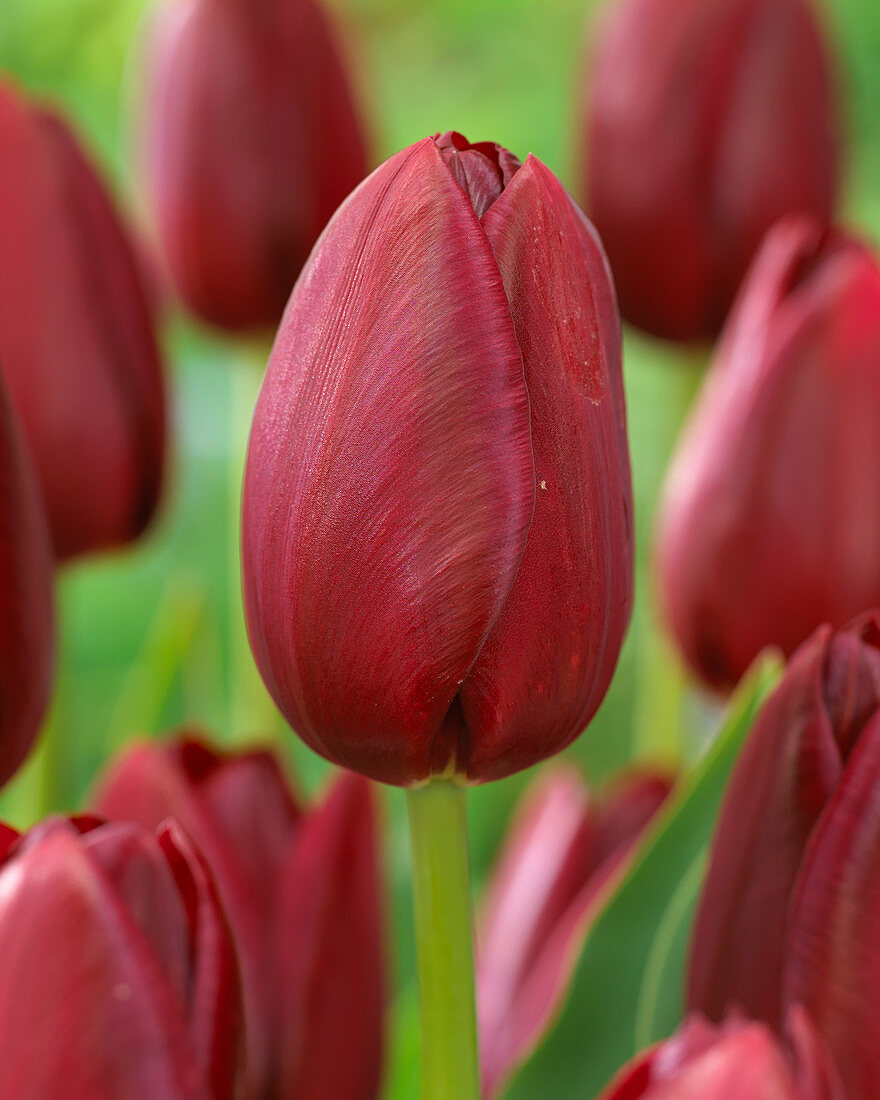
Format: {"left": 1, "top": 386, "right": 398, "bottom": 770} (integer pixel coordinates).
{"left": 406, "top": 780, "right": 480, "bottom": 1100}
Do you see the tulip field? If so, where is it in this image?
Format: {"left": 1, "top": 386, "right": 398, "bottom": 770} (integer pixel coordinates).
{"left": 2, "top": 0, "right": 880, "bottom": 1097}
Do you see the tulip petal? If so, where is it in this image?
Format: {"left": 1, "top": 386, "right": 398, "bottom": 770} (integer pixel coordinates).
{"left": 460, "top": 155, "right": 632, "bottom": 781}
{"left": 242, "top": 138, "right": 534, "bottom": 785}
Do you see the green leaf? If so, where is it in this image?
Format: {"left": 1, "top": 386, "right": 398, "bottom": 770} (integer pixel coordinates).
{"left": 503, "top": 652, "right": 783, "bottom": 1100}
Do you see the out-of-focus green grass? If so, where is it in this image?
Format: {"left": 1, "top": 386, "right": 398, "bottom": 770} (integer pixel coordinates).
{"left": 1, "top": 0, "right": 879, "bottom": 1093}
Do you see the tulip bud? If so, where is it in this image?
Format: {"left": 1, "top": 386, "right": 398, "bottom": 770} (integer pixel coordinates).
{"left": 477, "top": 767, "right": 671, "bottom": 1097}
{"left": 242, "top": 132, "right": 633, "bottom": 786}
{"left": 143, "top": 0, "right": 369, "bottom": 332}
{"left": 0, "top": 82, "right": 166, "bottom": 560}
{"left": 688, "top": 614, "right": 880, "bottom": 1044}
{"left": 0, "top": 373, "right": 54, "bottom": 787}
{"left": 0, "top": 816, "right": 242, "bottom": 1098}
{"left": 581, "top": 0, "right": 838, "bottom": 341}
{"left": 656, "top": 219, "right": 880, "bottom": 690}
{"left": 93, "top": 735, "right": 384, "bottom": 1099}
{"left": 597, "top": 1010, "right": 842, "bottom": 1100}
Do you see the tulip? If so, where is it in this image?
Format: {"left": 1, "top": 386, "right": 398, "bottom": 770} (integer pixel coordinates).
{"left": 143, "top": 0, "right": 369, "bottom": 332}
{"left": 597, "top": 1009, "right": 842, "bottom": 1099}
{"left": 242, "top": 131, "right": 633, "bottom": 787}
{"left": 0, "top": 372, "right": 54, "bottom": 787}
{"left": 656, "top": 219, "right": 880, "bottom": 691}
{"left": 581, "top": 0, "right": 838, "bottom": 341}
{"left": 0, "top": 815, "right": 242, "bottom": 1099}
{"left": 0, "top": 82, "right": 166, "bottom": 560}
{"left": 688, "top": 614, "right": 880, "bottom": 1097}
{"left": 477, "top": 766, "right": 671, "bottom": 1097}
{"left": 93, "top": 735, "right": 384, "bottom": 1100}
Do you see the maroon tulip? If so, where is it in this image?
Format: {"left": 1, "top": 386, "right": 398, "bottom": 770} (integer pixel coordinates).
{"left": 242, "top": 131, "right": 633, "bottom": 786}
{"left": 597, "top": 1009, "right": 842, "bottom": 1099}
{"left": 0, "top": 372, "right": 54, "bottom": 787}
{"left": 93, "top": 736, "right": 384, "bottom": 1100}
{"left": 581, "top": 0, "right": 838, "bottom": 341}
{"left": 143, "top": 0, "right": 369, "bottom": 331}
{"left": 0, "top": 82, "right": 166, "bottom": 560}
{"left": 688, "top": 614, "right": 880, "bottom": 1096}
{"left": 656, "top": 219, "right": 880, "bottom": 691}
{"left": 477, "top": 766, "right": 671, "bottom": 1097}
{"left": 0, "top": 815, "right": 241, "bottom": 1099}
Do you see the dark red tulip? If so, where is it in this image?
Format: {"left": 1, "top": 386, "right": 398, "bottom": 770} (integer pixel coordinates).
{"left": 143, "top": 0, "right": 369, "bottom": 331}
{"left": 0, "top": 82, "right": 166, "bottom": 560}
{"left": 242, "top": 131, "right": 633, "bottom": 786}
{"left": 0, "top": 816, "right": 242, "bottom": 1099}
{"left": 477, "top": 767, "right": 671, "bottom": 1097}
{"left": 688, "top": 614, "right": 880, "bottom": 1098}
{"left": 93, "top": 736, "right": 384, "bottom": 1100}
{"left": 581, "top": 0, "right": 838, "bottom": 341}
{"left": 597, "top": 1009, "right": 842, "bottom": 1099}
{"left": 0, "top": 372, "right": 54, "bottom": 787}
{"left": 656, "top": 219, "right": 880, "bottom": 691}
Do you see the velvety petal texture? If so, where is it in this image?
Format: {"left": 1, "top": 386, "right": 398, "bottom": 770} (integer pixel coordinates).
{"left": 0, "top": 817, "right": 241, "bottom": 1099}
{"left": 0, "top": 82, "right": 166, "bottom": 560}
{"left": 657, "top": 220, "right": 880, "bottom": 691}
{"left": 477, "top": 766, "right": 671, "bottom": 1097}
{"left": 242, "top": 132, "right": 633, "bottom": 786}
{"left": 93, "top": 734, "right": 385, "bottom": 1099}
{"left": 0, "top": 374, "right": 54, "bottom": 787}
{"left": 144, "top": 0, "right": 368, "bottom": 331}
{"left": 582, "top": 0, "right": 838, "bottom": 341}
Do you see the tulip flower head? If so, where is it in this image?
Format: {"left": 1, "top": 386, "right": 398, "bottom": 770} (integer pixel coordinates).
{"left": 143, "top": 0, "right": 369, "bottom": 331}
{"left": 242, "top": 132, "right": 634, "bottom": 786}
{"left": 688, "top": 614, "right": 880, "bottom": 1098}
{"left": 0, "top": 816, "right": 242, "bottom": 1099}
{"left": 94, "top": 736, "right": 384, "bottom": 1100}
{"left": 656, "top": 219, "right": 880, "bottom": 691}
{"left": 582, "top": 0, "right": 838, "bottom": 341}
{"left": 0, "top": 82, "right": 166, "bottom": 560}
{"left": 477, "top": 766, "right": 671, "bottom": 1097}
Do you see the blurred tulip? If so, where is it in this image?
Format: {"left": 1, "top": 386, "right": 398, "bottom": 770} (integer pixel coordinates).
{"left": 143, "top": 0, "right": 369, "bottom": 332}
{"left": 689, "top": 614, "right": 880, "bottom": 1096}
{"left": 94, "top": 736, "right": 384, "bottom": 1100}
{"left": 0, "top": 82, "right": 166, "bottom": 560}
{"left": 0, "top": 372, "right": 54, "bottom": 787}
{"left": 477, "top": 767, "right": 671, "bottom": 1097}
{"left": 581, "top": 0, "right": 838, "bottom": 341}
{"left": 0, "top": 815, "right": 241, "bottom": 1099}
{"left": 597, "top": 1009, "right": 842, "bottom": 1099}
{"left": 242, "top": 131, "right": 633, "bottom": 786}
{"left": 656, "top": 219, "right": 880, "bottom": 690}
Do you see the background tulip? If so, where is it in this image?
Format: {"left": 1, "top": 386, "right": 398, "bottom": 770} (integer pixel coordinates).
{"left": 477, "top": 767, "right": 671, "bottom": 1097}
{"left": 0, "top": 372, "right": 54, "bottom": 788}
{"left": 242, "top": 131, "right": 633, "bottom": 787}
{"left": 656, "top": 219, "right": 880, "bottom": 691}
{"left": 0, "top": 815, "right": 241, "bottom": 1099}
{"left": 581, "top": 0, "right": 838, "bottom": 342}
{"left": 93, "top": 735, "right": 384, "bottom": 1100}
{"left": 0, "top": 81, "right": 166, "bottom": 560}
{"left": 143, "top": 0, "right": 369, "bottom": 332}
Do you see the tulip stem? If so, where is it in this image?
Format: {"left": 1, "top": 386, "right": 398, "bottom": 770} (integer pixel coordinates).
{"left": 406, "top": 780, "right": 480, "bottom": 1100}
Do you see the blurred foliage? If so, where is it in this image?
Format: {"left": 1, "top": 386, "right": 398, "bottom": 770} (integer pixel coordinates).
{"left": 1, "top": 0, "right": 880, "bottom": 1095}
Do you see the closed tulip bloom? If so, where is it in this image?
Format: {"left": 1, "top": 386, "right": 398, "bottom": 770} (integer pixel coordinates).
{"left": 656, "top": 219, "right": 880, "bottom": 691}
{"left": 0, "top": 83, "right": 166, "bottom": 560}
{"left": 597, "top": 1010, "right": 842, "bottom": 1100}
{"left": 581, "top": 0, "right": 838, "bottom": 341}
{"left": 242, "top": 132, "right": 633, "bottom": 786}
{"left": 144, "top": 0, "right": 368, "bottom": 331}
{"left": 0, "top": 373, "right": 54, "bottom": 787}
{"left": 0, "top": 816, "right": 242, "bottom": 1099}
{"left": 477, "top": 767, "right": 671, "bottom": 1097}
{"left": 93, "top": 736, "right": 384, "bottom": 1100}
